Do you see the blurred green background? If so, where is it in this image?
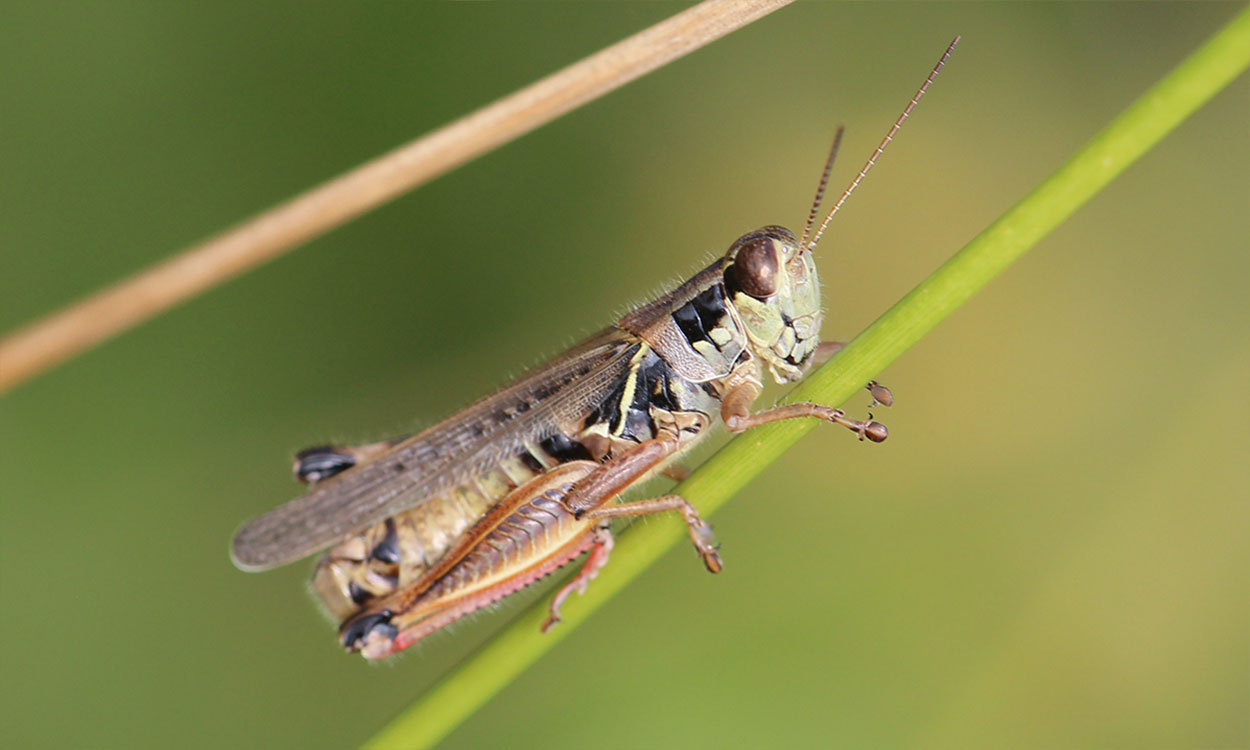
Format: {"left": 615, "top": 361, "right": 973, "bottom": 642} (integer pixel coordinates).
{"left": 2, "top": 3, "right": 1246, "bottom": 748}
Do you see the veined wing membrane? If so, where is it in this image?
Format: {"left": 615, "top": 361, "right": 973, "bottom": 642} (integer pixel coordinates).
{"left": 231, "top": 329, "right": 635, "bottom": 571}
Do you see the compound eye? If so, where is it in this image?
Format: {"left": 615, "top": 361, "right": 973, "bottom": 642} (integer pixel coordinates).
{"left": 730, "top": 238, "right": 779, "bottom": 299}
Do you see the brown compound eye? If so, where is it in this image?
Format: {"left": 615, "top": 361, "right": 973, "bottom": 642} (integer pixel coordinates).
{"left": 729, "top": 238, "right": 779, "bottom": 299}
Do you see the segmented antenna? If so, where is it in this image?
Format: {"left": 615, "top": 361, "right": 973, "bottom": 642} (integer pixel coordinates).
{"left": 799, "top": 126, "right": 845, "bottom": 250}
{"left": 806, "top": 35, "right": 960, "bottom": 252}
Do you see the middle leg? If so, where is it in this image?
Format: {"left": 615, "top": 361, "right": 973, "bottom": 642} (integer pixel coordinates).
{"left": 585, "top": 494, "right": 722, "bottom": 573}
{"left": 540, "top": 492, "right": 722, "bottom": 634}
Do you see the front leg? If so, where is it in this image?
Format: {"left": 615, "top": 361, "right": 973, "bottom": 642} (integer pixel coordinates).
{"left": 721, "top": 379, "right": 889, "bottom": 442}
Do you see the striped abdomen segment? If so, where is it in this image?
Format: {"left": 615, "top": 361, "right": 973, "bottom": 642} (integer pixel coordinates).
{"left": 341, "top": 461, "right": 600, "bottom": 659}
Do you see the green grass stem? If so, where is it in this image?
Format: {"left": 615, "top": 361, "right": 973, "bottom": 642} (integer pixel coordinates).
{"left": 365, "top": 9, "right": 1249, "bottom": 748}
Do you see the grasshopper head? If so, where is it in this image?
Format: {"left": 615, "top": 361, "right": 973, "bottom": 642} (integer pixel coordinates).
{"left": 718, "top": 36, "right": 960, "bottom": 382}
{"left": 722, "top": 226, "right": 821, "bottom": 383}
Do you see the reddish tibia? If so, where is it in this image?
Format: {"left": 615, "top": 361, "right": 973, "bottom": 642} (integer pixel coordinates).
{"left": 542, "top": 524, "right": 614, "bottom": 633}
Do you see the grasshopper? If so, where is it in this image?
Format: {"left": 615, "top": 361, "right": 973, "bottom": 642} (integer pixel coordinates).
{"left": 231, "top": 39, "right": 957, "bottom": 660}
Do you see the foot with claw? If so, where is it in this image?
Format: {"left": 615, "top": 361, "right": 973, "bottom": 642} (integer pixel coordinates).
{"left": 866, "top": 380, "right": 894, "bottom": 408}
{"left": 828, "top": 408, "right": 889, "bottom": 443}
{"left": 688, "top": 517, "right": 723, "bottom": 573}
{"left": 661, "top": 464, "right": 692, "bottom": 483}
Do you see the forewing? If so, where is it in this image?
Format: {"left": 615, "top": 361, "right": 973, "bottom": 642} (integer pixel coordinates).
{"left": 231, "top": 329, "right": 635, "bottom": 571}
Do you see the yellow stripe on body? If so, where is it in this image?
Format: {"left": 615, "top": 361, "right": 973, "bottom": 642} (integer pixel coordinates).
{"left": 611, "top": 343, "right": 651, "bottom": 438}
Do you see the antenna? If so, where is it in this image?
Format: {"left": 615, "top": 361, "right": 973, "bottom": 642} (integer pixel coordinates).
{"left": 799, "top": 126, "right": 845, "bottom": 250}
{"left": 806, "top": 35, "right": 960, "bottom": 252}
